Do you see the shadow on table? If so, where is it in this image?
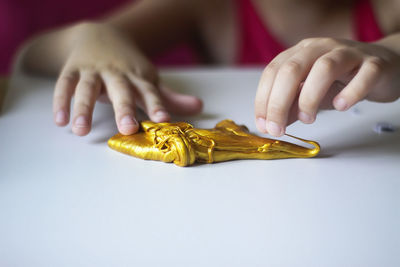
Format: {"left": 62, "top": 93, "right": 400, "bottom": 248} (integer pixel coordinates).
{"left": 88, "top": 111, "right": 220, "bottom": 145}
{"left": 322, "top": 128, "right": 400, "bottom": 157}
{"left": 1, "top": 73, "right": 54, "bottom": 116}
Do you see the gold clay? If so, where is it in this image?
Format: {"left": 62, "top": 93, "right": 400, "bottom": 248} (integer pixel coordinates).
{"left": 108, "top": 119, "right": 320, "bottom": 167}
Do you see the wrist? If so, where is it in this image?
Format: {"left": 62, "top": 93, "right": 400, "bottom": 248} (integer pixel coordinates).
{"left": 374, "top": 33, "right": 400, "bottom": 57}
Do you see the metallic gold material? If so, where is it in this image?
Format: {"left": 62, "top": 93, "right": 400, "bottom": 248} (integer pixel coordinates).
{"left": 108, "top": 120, "right": 320, "bottom": 167}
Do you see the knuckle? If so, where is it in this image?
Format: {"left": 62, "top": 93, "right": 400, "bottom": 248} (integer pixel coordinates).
{"left": 316, "top": 57, "right": 337, "bottom": 73}
{"left": 331, "top": 46, "right": 359, "bottom": 61}
{"left": 138, "top": 81, "right": 159, "bottom": 96}
{"left": 145, "top": 97, "right": 162, "bottom": 108}
{"left": 331, "top": 46, "right": 351, "bottom": 56}
{"left": 115, "top": 102, "right": 135, "bottom": 112}
{"left": 254, "top": 107, "right": 265, "bottom": 118}
{"left": 101, "top": 63, "right": 125, "bottom": 75}
{"left": 145, "top": 85, "right": 159, "bottom": 96}
{"left": 58, "top": 74, "right": 76, "bottom": 85}
{"left": 53, "top": 96, "right": 69, "bottom": 108}
{"left": 299, "top": 38, "right": 317, "bottom": 47}
{"left": 149, "top": 104, "right": 165, "bottom": 114}
{"left": 144, "top": 97, "right": 163, "bottom": 112}
{"left": 267, "top": 104, "right": 286, "bottom": 120}
{"left": 280, "top": 60, "right": 302, "bottom": 75}
{"left": 254, "top": 97, "right": 267, "bottom": 110}
{"left": 79, "top": 79, "right": 98, "bottom": 90}
{"left": 365, "top": 57, "right": 386, "bottom": 74}
{"left": 299, "top": 95, "right": 318, "bottom": 112}
{"left": 74, "top": 102, "right": 92, "bottom": 113}
{"left": 264, "top": 62, "right": 279, "bottom": 75}
{"left": 75, "top": 22, "right": 101, "bottom": 32}
{"left": 319, "top": 37, "right": 339, "bottom": 46}
{"left": 348, "top": 90, "right": 365, "bottom": 102}
{"left": 113, "top": 77, "right": 130, "bottom": 89}
{"left": 349, "top": 84, "right": 369, "bottom": 101}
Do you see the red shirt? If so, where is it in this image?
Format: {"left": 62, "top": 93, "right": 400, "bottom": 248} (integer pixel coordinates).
{"left": 0, "top": 0, "right": 384, "bottom": 74}
{"left": 236, "top": 0, "right": 384, "bottom": 65}
{"left": 0, "top": 0, "right": 136, "bottom": 74}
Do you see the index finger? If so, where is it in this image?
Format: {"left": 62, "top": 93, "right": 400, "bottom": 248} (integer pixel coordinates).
{"left": 102, "top": 71, "right": 139, "bottom": 135}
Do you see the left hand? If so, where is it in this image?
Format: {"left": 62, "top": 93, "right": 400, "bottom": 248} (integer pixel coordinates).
{"left": 255, "top": 37, "right": 400, "bottom": 136}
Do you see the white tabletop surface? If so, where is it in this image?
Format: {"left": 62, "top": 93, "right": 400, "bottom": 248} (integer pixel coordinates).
{"left": 0, "top": 68, "right": 399, "bottom": 267}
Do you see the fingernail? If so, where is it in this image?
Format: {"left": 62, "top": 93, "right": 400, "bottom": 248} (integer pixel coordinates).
{"left": 266, "top": 121, "right": 283, "bottom": 136}
{"left": 155, "top": 110, "right": 167, "bottom": 117}
{"left": 55, "top": 110, "right": 67, "bottom": 124}
{"left": 298, "top": 111, "right": 314, "bottom": 124}
{"left": 256, "top": 117, "right": 267, "bottom": 132}
{"left": 120, "top": 115, "right": 137, "bottom": 126}
{"left": 154, "top": 110, "right": 169, "bottom": 120}
{"left": 74, "top": 116, "right": 89, "bottom": 127}
{"left": 334, "top": 98, "right": 348, "bottom": 111}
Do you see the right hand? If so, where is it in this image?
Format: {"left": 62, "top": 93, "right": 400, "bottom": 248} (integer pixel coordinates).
{"left": 53, "top": 23, "right": 202, "bottom": 136}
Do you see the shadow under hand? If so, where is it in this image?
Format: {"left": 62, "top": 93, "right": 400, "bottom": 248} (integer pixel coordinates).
{"left": 172, "top": 112, "right": 219, "bottom": 123}
{"left": 2, "top": 74, "right": 55, "bottom": 116}
{"left": 323, "top": 127, "right": 400, "bottom": 157}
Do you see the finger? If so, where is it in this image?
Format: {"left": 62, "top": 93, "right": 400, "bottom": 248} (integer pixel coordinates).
{"left": 255, "top": 47, "right": 299, "bottom": 133}
{"left": 160, "top": 86, "right": 203, "bottom": 116}
{"left": 265, "top": 46, "right": 332, "bottom": 136}
{"left": 71, "top": 70, "right": 101, "bottom": 136}
{"left": 333, "top": 57, "right": 385, "bottom": 111}
{"left": 319, "top": 81, "right": 346, "bottom": 109}
{"left": 298, "top": 48, "right": 362, "bottom": 123}
{"left": 53, "top": 69, "right": 78, "bottom": 126}
{"left": 128, "top": 74, "right": 170, "bottom": 123}
{"left": 102, "top": 72, "right": 139, "bottom": 135}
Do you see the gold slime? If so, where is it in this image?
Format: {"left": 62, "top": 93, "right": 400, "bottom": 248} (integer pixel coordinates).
{"left": 108, "top": 119, "right": 320, "bottom": 167}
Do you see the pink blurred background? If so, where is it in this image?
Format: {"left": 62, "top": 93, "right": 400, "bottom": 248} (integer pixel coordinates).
{"left": 0, "top": 0, "right": 198, "bottom": 75}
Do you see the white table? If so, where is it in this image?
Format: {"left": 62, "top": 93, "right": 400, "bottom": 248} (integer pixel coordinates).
{"left": 1, "top": 69, "right": 399, "bottom": 267}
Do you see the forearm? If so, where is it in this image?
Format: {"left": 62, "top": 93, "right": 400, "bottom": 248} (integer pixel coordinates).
{"left": 16, "top": 0, "right": 200, "bottom": 77}
{"left": 17, "top": 22, "right": 96, "bottom": 76}
{"left": 105, "top": 0, "right": 200, "bottom": 57}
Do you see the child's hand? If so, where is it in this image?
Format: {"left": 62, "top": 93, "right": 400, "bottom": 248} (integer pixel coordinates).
{"left": 255, "top": 38, "right": 400, "bottom": 136}
{"left": 53, "top": 23, "right": 202, "bottom": 136}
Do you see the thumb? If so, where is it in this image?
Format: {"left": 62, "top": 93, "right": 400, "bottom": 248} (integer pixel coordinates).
{"left": 160, "top": 86, "right": 203, "bottom": 116}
